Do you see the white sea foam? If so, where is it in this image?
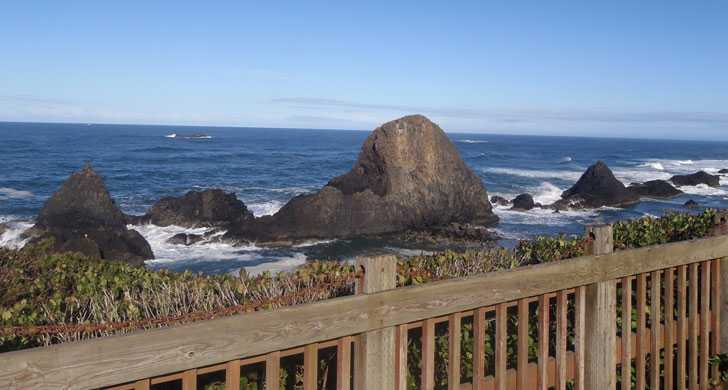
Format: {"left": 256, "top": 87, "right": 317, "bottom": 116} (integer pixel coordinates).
{"left": 458, "top": 139, "right": 488, "bottom": 144}
{"left": 0, "top": 219, "right": 33, "bottom": 249}
{"left": 677, "top": 184, "right": 728, "bottom": 197}
{"left": 492, "top": 205, "right": 600, "bottom": 227}
{"left": 531, "top": 182, "right": 564, "bottom": 205}
{"left": 0, "top": 187, "right": 34, "bottom": 199}
{"left": 640, "top": 162, "right": 665, "bottom": 171}
{"left": 248, "top": 200, "right": 284, "bottom": 217}
{"left": 240, "top": 253, "right": 308, "bottom": 276}
{"left": 482, "top": 167, "right": 584, "bottom": 181}
{"left": 559, "top": 156, "right": 573, "bottom": 163}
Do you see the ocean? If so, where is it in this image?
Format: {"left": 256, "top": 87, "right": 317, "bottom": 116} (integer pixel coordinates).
{"left": 2, "top": 122, "right": 728, "bottom": 274}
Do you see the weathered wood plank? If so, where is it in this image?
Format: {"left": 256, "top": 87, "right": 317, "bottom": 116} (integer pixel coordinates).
{"left": 636, "top": 273, "right": 647, "bottom": 390}
{"left": 337, "top": 336, "right": 352, "bottom": 390}
{"left": 265, "top": 351, "right": 280, "bottom": 390}
{"left": 711, "top": 259, "right": 721, "bottom": 382}
{"left": 678, "top": 265, "right": 688, "bottom": 389}
{"left": 537, "top": 295, "right": 549, "bottom": 390}
{"left": 448, "top": 313, "right": 462, "bottom": 390}
{"left": 421, "top": 318, "right": 436, "bottom": 390}
{"left": 516, "top": 299, "right": 529, "bottom": 390}
{"left": 574, "top": 286, "right": 586, "bottom": 390}
{"left": 665, "top": 268, "right": 675, "bottom": 390}
{"left": 555, "top": 291, "right": 567, "bottom": 390}
{"left": 700, "top": 262, "right": 710, "bottom": 390}
{"left": 620, "top": 276, "right": 632, "bottom": 390}
{"left": 225, "top": 360, "right": 240, "bottom": 390}
{"left": 495, "top": 303, "right": 507, "bottom": 390}
{"left": 182, "top": 369, "right": 196, "bottom": 390}
{"left": 690, "top": 262, "right": 699, "bottom": 390}
{"left": 650, "top": 271, "right": 661, "bottom": 390}
{"left": 474, "top": 307, "right": 487, "bottom": 390}
{"left": 395, "top": 326, "right": 407, "bottom": 390}
{"left": 4, "top": 236, "right": 728, "bottom": 389}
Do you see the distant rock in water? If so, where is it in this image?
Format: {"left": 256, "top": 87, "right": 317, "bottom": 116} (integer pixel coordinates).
{"left": 134, "top": 189, "right": 253, "bottom": 228}
{"left": 670, "top": 171, "right": 720, "bottom": 187}
{"left": 167, "top": 233, "right": 205, "bottom": 246}
{"left": 511, "top": 194, "right": 535, "bottom": 211}
{"left": 490, "top": 195, "right": 510, "bottom": 207}
{"left": 30, "top": 164, "right": 153, "bottom": 265}
{"left": 226, "top": 115, "right": 498, "bottom": 242}
{"left": 719, "top": 169, "right": 728, "bottom": 174}
{"left": 628, "top": 180, "right": 683, "bottom": 199}
{"left": 555, "top": 161, "right": 639, "bottom": 209}
{"left": 684, "top": 199, "right": 700, "bottom": 208}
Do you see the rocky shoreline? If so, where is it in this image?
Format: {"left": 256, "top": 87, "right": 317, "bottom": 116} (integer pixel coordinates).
{"left": 5, "top": 114, "right": 727, "bottom": 265}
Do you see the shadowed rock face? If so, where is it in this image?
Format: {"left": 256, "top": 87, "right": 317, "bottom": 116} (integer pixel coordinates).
{"left": 558, "top": 161, "right": 639, "bottom": 208}
{"left": 628, "top": 180, "right": 683, "bottom": 199}
{"left": 134, "top": 189, "right": 254, "bottom": 228}
{"left": 670, "top": 171, "right": 720, "bottom": 187}
{"left": 227, "top": 115, "right": 498, "bottom": 241}
{"left": 30, "top": 164, "right": 153, "bottom": 265}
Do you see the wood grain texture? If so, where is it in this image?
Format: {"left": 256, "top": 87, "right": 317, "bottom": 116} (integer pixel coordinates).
{"left": 650, "top": 271, "right": 661, "bottom": 390}
{"left": 421, "top": 318, "right": 436, "bottom": 390}
{"left": 573, "top": 286, "right": 586, "bottom": 390}
{"left": 537, "top": 295, "right": 549, "bottom": 390}
{"left": 620, "top": 276, "right": 632, "bottom": 390}
{"left": 225, "top": 360, "right": 240, "bottom": 390}
{"left": 690, "top": 263, "right": 699, "bottom": 390}
{"left": 336, "top": 336, "right": 352, "bottom": 390}
{"left": 636, "top": 273, "right": 646, "bottom": 390}
{"left": 678, "top": 265, "right": 688, "bottom": 389}
{"left": 474, "top": 308, "right": 487, "bottom": 390}
{"left": 304, "top": 344, "right": 318, "bottom": 390}
{"left": 495, "top": 304, "right": 507, "bottom": 390}
{"left": 265, "top": 351, "right": 280, "bottom": 390}
{"left": 395, "top": 326, "right": 407, "bottom": 390}
{"left": 448, "top": 313, "right": 462, "bottom": 390}
{"left": 4, "top": 237, "right": 728, "bottom": 389}
{"left": 516, "top": 299, "right": 529, "bottom": 390}
{"left": 699, "top": 262, "right": 710, "bottom": 390}
{"left": 665, "top": 268, "right": 675, "bottom": 390}
{"left": 555, "top": 291, "right": 567, "bottom": 390}
{"left": 711, "top": 259, "right": 721, "bottom": 382}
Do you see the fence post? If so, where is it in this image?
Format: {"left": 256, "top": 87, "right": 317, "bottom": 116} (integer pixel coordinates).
{"left": 355, "top": 256, "right": 398, "bottom": 390}
{"left": 712, "top": 213, "right": 728, "bottom": 354}
{"left": 584, "top": 224, "right": 616, "bottom": 390}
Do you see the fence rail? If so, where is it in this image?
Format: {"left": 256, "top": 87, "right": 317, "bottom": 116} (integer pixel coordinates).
{"left": 2, "top": 225, "right": 728, "bottom": 389}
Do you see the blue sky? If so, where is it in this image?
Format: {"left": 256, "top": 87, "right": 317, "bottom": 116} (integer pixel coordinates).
{"left": 1, "top": 1, "right": 727, "bottom": 139}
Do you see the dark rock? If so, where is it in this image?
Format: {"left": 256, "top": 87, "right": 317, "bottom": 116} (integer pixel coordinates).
{"left": 0, "top": 223, "right": 7, "bottom": 237}
{"left": 30, "top": 164, "right": 154, "bottom": 265}
{"left": 511, "top": 194, "right": 535, "bottom": 210}
{"left": 139, "top": 189, "right": 253, "bottom": 228}
{"left": 628, "top": 180, "right": 683, "bottom": 199}
{"left": 684, "top": 199, "right": 700, "bottom": 208}
{"left": 558, "top": 161, "right": 639, "bottom": 208}
{"left": 226, "top": 115, "right": 498, "bottom": 242}
{"left": 670, "top": 171, "right": 720, "bottom": 187}
{"left": 167, "top": 233, "right": 205, "bottom": 246}
{"left": 490, "top": 195, "right": 510, "bottom": 207}
{"left": 719, "top": 169, "right": 728, "bottom": 174}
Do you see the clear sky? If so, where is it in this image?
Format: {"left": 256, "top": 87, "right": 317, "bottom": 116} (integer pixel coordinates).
{"left": 1, "top": 1, "right": 727, "bottom": 139}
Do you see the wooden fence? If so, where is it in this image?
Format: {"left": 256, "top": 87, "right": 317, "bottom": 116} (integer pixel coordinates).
{"left": 2, "top": 223, "right": 728, "bottom": 390}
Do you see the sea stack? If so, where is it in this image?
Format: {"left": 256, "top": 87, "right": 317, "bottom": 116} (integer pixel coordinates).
{"left": 133, "top": 189, "right": 254, "bottom": 228}
{"left": 227, "top": 115, "right": 498, "bottom": 241}
{"left": 555, "top": 161, "right": 639, "bottom": 209}
{"left": 29, "top": 164, "right": 154, "bottom": 265}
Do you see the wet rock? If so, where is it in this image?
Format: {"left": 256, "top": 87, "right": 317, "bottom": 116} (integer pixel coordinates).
{"left": 167, "top": 233, "right": 205, "bottom": 246}
{"left": 30, "top": 163, "right": 154, "bottom": 265}
{"left": 490, "top": 195, "right": 510, "bottom": 207}
{"left": 684, "top": 199, "right": 700, "bottom": 208}
{"left": 558, "top": 161, "right": 639, "bottom": 208}
{"left": 720, "top": 169, "right": 728, "bottom": 174}
{"left": 511, "top": 194, "right": 535, "bottom": 211}
{"left": 227, "top": 115, "right": 498, "bottom": 242}
{"left": 670, "top": 171, "right": 720, "bottom": 187}
{"left": 139, "top": 189, "right": 253, "bottom": 228}
{"left": 628, "top": 180, "right": 683, "bottom": 199}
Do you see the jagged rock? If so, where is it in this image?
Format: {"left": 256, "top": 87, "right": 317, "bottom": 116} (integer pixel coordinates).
{"left": 511, "top": 194, "right": 535, "bottom": 210}
{"left": 684, "top": 199, "right": 700, "bottom": 208}
{"left": 490, "top": 195, "right": 510, "bottom": 207}
{"left": 167, "top": 233, "right": 205, "bottom": 246}
{"left": 628, "top": 180, "right": 683, "bottom": 199}
{"left": 137, "top": 189, "right": 253, "bottom": 228}
{"left": 670, "top": 171, "right": 720, "bottom": 187}
{"left": 30, "top": 164, "right": 154, "bottom": 265}
{"left": 558, "top": 161, "right": 639, "bottom": 208}
{"left": 226, "top": 115, "right": 498, "bottom": 242}
{"left": 719, "top": 169, "right": 728, "bottom": 174}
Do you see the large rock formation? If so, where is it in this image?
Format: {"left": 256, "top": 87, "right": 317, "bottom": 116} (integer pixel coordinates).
{"left": 511, "top": 194, "right": 535, "bottom": 211}
{"left": 670, "top": 171, "right": 720, "bottom": 187}
{"left": 29, "top": 164, "right": 153, "bottom": 265}
{"left": 133, "top": 189, "right": 253, "bottom": 228}
{"left": 628, "top": 180, "right": 683, "bottom": 199}
{"left": 555, "top": 161, "right": 639, "bottom": 209}
{"left": 227, "top": 115, "right": 498, "bottom": 242}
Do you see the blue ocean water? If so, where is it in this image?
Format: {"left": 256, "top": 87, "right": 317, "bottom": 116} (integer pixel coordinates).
{"left": 2, "top": 122, "right": 728, "bottom": 274}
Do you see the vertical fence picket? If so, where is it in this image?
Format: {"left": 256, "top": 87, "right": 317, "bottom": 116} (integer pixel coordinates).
{"left": 665, "top": 268, "right": 675, "bottom": 390}
{"left": 636, "top": 273, "right": 647, "bottom": 390}
{"left": 711, "top": 259, "right": 721, "bottom": 382}
{"left": 304, "top": 344, "right": 318, "bottom": 390}
{"left": 182, "top": 369, "right": 196, "bottom": 390}
{"left": 448, "top": 313, "right": 462, "bottom": 390}
{"left": 495, "top": 303, "right": 508, "bottom": 390}
{"left": 517, "top": 299, "right": 529, "bottom": 390}
{"left": 266, "top": 351, "right": 280, "bottom": 390}
{"left": 225, "top": 360, "right": 240, "bottom": 390}
{"left": 538, "top": 294, "right": 550, "bottom": 390}
{"left": 421, "top": 319, "right": 436, "bottom": 390}
{"left": 621, "top": 276, "right": 632, "bottom": 390}
{"left": 700, "top": 262, "right": 711, "bottom": 390}
{"left": 134, "top": 379, "right": 150, "bottom": 390}
{"left": 678, "top": 265, "right": 688, "bottom": 389}
{"left": 650, "top": 271, "right": 661, "bottom": 390}
{"left": 396, "top": 326, "right": 408, "bottom": 390}
{"left": 574, "top": 286, "right": 586, "bottom": 390}
{"left": 690, "top": 262, "right": 699, "bottom": 390}
{"left": 556, "top": 291, "right": 568, "bottom": 390}
{"left": 474, "top": 307, "right": 487, "bottom": 390}
{"left": 337, "top": 336, "right": 352, "bottom": 390}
